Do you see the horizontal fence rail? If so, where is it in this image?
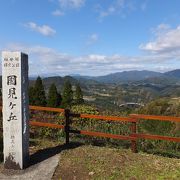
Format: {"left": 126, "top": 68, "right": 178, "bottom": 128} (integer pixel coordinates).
{"left": 30, "top": 121, "right": 64, "bottom": 129}
{"left": 30, "top": 105, "right": 65, "bottom": 113}
{"left": 70, "top": 129, "right": 137, "bottom": 141}
{"left": 1, "top": 106, "right": 180, "bottom": 153}
{"left": 136, "top": 133, "right": 180, "bottom": 143}
{"left": 130, "top": 114, "right": 180, "bottom": 123}
{"left": 71, "top": 113, "right": 137, "bottom": 122}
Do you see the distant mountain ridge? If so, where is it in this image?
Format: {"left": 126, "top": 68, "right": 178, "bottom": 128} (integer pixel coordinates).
{"left": 0, "top": 69, "right": 179, "bottom": 89}
{"left": 71, "top": 69, "right": 180, "bottom": 84}
{"left": 164, "top": 69, "right": 180, "bottom": 79}
{"left": 93, "top": 70, "right": 162, "bottom": 83}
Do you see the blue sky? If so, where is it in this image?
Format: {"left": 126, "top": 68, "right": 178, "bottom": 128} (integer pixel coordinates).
{"left": 0, "top": 0, "right": 180, "bottom": 76}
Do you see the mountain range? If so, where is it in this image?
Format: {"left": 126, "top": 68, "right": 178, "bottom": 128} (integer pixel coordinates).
{"left": 0, "top": 69, "right": 180, "bottom": 89}
{"left": 72, "top": 69, "right": 180, "bottom": 84}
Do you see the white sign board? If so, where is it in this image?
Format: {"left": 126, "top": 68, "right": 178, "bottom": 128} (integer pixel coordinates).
{"left": 2, "top": 51, "right": 29, "bottom": 169}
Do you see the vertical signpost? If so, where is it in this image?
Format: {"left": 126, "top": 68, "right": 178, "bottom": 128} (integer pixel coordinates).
{"left": 2, "top": 51, "right": 29, "bottom": 169}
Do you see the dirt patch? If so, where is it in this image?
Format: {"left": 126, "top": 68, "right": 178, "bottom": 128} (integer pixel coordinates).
{"left": 53, "top": 157, "right": 89, "bottom": 180}
{"left": 52, "top": 145, "right": 180, "bottom": 180}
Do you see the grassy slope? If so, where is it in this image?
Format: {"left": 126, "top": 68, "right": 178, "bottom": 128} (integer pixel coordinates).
{"left": 0, "top": 137, "right": 180, "bottom": 179}
{"left": 53, "top": 145, "right": 180, "bottom": 180}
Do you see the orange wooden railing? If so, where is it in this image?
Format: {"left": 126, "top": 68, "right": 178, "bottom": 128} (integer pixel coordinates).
{"left": 28, "top": 106, "right": 138, "bottom": 151}
{"left": 28, "top": 106, "right": 180, "bottom": 152}
{"left": 0, "top": 106, "right": 180, "bottom": 153}
{"left": 130, "top": 114, "right": 180, "bottom": 143}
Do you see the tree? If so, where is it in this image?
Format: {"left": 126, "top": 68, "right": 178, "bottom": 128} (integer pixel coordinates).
{"left": 29, "top": 86, "right": 35, "bottom": 105}
{"left": 57, "top": 91, "right": 62, "bottom": 107}
{"left": 62, "top": 80, "right": 73, "bottom": 108}
{"left": 34, "top": 76, "right": 46, "bottom": 106}
{"left": 47, "top": 83, "right": 61, "bottom": 107}
{"left": 74, "top": 83, "right": 84, "bottom": 104}
{"left": 137, "top": 98, "right": 175, "bottom": 134}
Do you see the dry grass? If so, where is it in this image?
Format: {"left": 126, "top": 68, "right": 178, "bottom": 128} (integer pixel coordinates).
{"left": 0, "top": 137, "right": 179, "bottom": 180}
{"left": 53, "top": 145, "right": 180, "bottom": 180}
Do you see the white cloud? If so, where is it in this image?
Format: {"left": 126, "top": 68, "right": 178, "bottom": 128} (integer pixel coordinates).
{"left": 0, "top": 43, "right": 127, "bottom": 75}
{"left": 58, "top": 0, "right": 85, "bottom": 9}
{"left": 95, "top": 0, "right": 124, "bottom": 20}
{"left": 1, "top": 38, "right": 179, "bottom": 76}
{"left": 99, "top": 6, "right": 116, "bottom": 18}
{"left": 141, "top": 0, "right": 148, "bottom": 11}
{"left": 24, "top": 22, "right": 56, "bottom": 36}
{"left": 140, "top": 24, "right": 180, "bottom": 54}
{"left": 95, "top": 0, "right": 150, "bottom": 21}
{"left": 151, "top": 23, "right": 171, "bottom": 36}
{"left": 87, "top": 33, "right": 99, "bottom": 45}
{"left": 52, "top": 9, "right": 65, "bottom": 16}
{"left": 95, "top": 0, "right": 137, "bottom": 21}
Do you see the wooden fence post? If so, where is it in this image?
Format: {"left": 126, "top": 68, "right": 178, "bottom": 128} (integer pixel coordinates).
{"left": 131, "top": 121, "right": 138, "bottom": 153}
{"left": 65, "top": 109, "right": 70, "bottom": 144}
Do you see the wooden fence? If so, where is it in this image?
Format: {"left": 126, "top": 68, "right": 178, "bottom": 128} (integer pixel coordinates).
{"left": 1, "top": 106, "right": 180, "bottom": 153}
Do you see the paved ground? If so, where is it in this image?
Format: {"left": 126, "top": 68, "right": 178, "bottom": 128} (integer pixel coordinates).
{"left": 0, "top": 154, "right": 60, "bottom": 180}
{"left": 0, "top": 142, "right": 81, "bottom": 180}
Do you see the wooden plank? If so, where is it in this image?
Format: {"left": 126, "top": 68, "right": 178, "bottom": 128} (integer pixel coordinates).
{"left": 137, "top": 133, "right": 180, "bottom": 142}
{"left": 71, "top": 113, "right": 136, "bottom": 122}
{"left": 29, "top": 106, "right": 65, "bottom": 113}
{"left": 70, "top": 129, "right": 136, "bottom": 140}
{"left": 0, "top": 105, "right": 65, "bottom": 113}
{"left": 130, "top": 114, "right": 180, "bottom": 123}
{"left": 30, "top": 121, "right": 64, "bottom": 129}
{"left": 130, "top": 122, "right": 137, "bottom": 153}
{"left": 29, "top": 117, "right": 64, "bottom": 122}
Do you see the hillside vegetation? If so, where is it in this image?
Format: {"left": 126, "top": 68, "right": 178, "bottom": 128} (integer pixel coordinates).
{"left": 24, "top": 76, "right": 180, "bottom": 157}
{"left": 26, "top": 69, "right": 180, "bottom": 112}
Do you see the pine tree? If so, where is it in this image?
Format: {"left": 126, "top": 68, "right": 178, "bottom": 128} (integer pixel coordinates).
{"left": 29, "top": 86, "right": 35, "bottom": 105}
{"left": 47, "top": 83, "right": 61, "bottom": 107}
{"left": 74, "top": 83, "right": 84, "bottom": 104}
{"left": 57, "top": 91, "right": 62, "bottom": 107}
{"left": 34, "top": 76, "right": 46, "bottom": 106}
{"left": 62, "top": 80, "right": 73, "bottom": 108}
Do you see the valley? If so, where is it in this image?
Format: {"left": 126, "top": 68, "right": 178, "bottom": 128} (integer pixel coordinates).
{"left": 26, "top": 69, "right": 180, "bottom": 113}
